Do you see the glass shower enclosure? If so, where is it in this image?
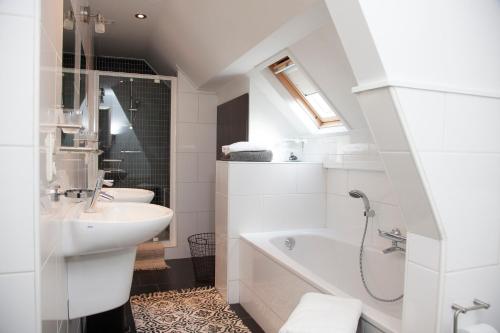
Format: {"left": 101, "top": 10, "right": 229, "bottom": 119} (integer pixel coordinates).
{"left": 97, "top": 73, "right": 175, "bottom": 242}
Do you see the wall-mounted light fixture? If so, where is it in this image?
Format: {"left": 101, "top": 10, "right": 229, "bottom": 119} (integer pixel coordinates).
{"left": 64, "top": 6, "right": 114, "bottom": 34}
{"left": 134, "top": 13, "right": 147, "bottom": 19}
{"left": 63, "top": 10, "right": 75, "bottom": 30}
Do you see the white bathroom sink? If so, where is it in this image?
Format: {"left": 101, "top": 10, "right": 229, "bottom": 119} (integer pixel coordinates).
{"left": 63, "top": 201, "right": 172, "bottom": 256}
{"left": 64, "top": 201, "right": 173, "bottom": 319}
{"left": 101, "top": 187, "right": 155, "bottom": 203}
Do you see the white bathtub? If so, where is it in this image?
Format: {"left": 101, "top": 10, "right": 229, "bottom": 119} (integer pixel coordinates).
{"left": 239, "top": 229, "right": 405, "bottom": 333}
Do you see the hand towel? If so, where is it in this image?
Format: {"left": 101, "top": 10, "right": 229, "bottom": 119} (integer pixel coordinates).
{"left": 221, "top": 141, "right": 268, "bottom": 155}
{"left": 279, "top": 293, "right": 362, "bottom": 333}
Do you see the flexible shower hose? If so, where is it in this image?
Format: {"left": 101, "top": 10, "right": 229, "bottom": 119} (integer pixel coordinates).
{"left": 359, "top": 214, "right": 404, "bottom": 302}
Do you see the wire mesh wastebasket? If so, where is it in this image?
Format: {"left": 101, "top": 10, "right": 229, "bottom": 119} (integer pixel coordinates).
{"left": 188, "top": 233, "right": 215, "bottom": 284}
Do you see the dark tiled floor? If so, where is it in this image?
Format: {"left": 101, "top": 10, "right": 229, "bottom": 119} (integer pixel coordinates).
{"left": 87, "top": 258, "right": 264, "bottom": 333}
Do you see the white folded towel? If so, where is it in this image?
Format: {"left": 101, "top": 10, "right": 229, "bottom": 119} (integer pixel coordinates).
{"left": 279, "top": 293, "right": 362, "bottom": 333}
{"left": 221, "top": 141, "right": 268, "bottom": 155}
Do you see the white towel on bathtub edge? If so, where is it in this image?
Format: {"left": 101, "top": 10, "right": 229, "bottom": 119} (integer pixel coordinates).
{"left": 279, "top": 293, "right": 362, "bottom": 333}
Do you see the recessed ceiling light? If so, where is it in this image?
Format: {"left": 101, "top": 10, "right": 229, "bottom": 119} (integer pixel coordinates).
{"left": 134, "top": 13, "right": 147, "bottom": 19}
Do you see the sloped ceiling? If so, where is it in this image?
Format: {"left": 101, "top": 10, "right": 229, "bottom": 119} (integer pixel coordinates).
{"left": 89, "top": 0, "right": 322, "bottom": 87}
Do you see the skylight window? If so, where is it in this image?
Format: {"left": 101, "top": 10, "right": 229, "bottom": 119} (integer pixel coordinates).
{"left": 269, "top": 56, "right": 341, "bottom": 128}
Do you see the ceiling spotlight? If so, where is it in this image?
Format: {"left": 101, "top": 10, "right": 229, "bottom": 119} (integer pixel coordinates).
{"left": 134, "top": 13, "right": 147, "bottom": 19}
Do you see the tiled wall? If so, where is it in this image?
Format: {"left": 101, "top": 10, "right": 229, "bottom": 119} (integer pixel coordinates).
{"left": 215, "top": 161, "right": 326, "bottom": 303}
{"left": 0, "top": 2, "right": 40, "bottom": 333}
{"left": 166, "top": 71, "right": 217, "bottom": 259}
{"left": 326, "top": 168, "right": 406, "bottom": 251}
{"left": 393, "top": 87, "right": 500, "bottom": 332}
{"left": 0, "top": 0, "right": 86, "bottom": 332}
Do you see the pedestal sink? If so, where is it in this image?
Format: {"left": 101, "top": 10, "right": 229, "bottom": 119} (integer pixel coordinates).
{"left": 63, "top": 202, "right": 173, "bottom": 319}
{"left": 101, "top": 188, "right": 155, "bottom": 203}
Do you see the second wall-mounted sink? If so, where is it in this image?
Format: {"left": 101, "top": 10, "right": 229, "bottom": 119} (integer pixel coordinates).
{"left": 101, "top": 188, "right": 155, "bottom": 203}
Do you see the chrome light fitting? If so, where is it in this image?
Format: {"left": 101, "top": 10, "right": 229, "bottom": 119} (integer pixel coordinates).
{"left": 63, "top": 10, "right": 75, "bottom": 30}
{"left": 63, "top": 6, "right": 114, "bottom": 34}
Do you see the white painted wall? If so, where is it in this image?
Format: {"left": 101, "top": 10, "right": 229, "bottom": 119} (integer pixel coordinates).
{"left": 166, "top": 70, "right": 217, "bottom": 259}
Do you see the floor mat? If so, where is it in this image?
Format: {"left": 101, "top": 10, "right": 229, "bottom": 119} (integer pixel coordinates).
{"left": 130, "top": 287, "right": 251, "bottom": 333}
{"left": 134, "top": 242, "right": 169, "bottom": 271}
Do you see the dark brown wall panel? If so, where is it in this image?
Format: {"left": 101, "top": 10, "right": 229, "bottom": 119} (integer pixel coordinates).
{"left": 216, "top": 94, "right": 249, "bottom": 160}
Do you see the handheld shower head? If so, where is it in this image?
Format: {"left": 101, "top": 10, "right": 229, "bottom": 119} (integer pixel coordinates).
{"left": 349, "top": 189, "right": 375, "bottom": 217}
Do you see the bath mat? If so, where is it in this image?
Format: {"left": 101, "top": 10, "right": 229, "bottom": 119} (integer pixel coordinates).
{"left": 130, "top": 287, "right": 251, "bottom": 333}
{"left": 134, "top": 242, "right": 169, "bottom": 271}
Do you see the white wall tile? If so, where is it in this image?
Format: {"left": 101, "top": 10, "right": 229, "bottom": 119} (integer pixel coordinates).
{"left": 348, "top": 170, "right": 397, "bottom": 205}
{"left": 198, "top": 94, "right": 217, "bottom": 124}
{"left": 215, "top": 193, "right": 228, "bottom": 235}
{"left": 0, "top": 272, "right": 37, "bottom": 333}
{"left": 176, "top": 153, "right": 198, "bottom": 182}
{"left": 215, "top": 162, "right": 228, "bottom": 195}
{"left": 0, "top": 0, "right": 34, "bottom": 16}
{"left": 420, "top": 152, "right": 500, "bottom": 271}
{"left": 261, "top": 194, "right": 325, "bottom": 231}
{"left": 176, "top": 182, "right": 214, "bottom": 213}
{"left": 227, "top": 195, "right": 262, "bottom": 238}
{"left": 395, "top": 88, "right": 445, "bottom": 152}
{"left": 406, "top": 233, "right": 441, "bottom": 272}
{"left": 228, "top": 163, "right": 297, "bottom": 195}
{"left": 197, "top": 211, "right": 215, "bottom": 233}
{"left": 166, "top": 213, "right": 198, "bottom": 259}
{"left": 177, "top": 123, "right": 216, "bottom": 153}
{"left": 381, "top": 152, "right": 440, "bottom": 239}
{"left": 326, "top": 194, "right": 366, "bottom": 243}
{"left": 0, "top": 147, "right": 35, "bottom": 273}
{"left": 198, "top": 153, "right": 216, "bottom": 182}
{"left": 227, "top": 280, "right": 240, "bottom": 304}
{"left": 177, "top": 93, "right": 198, "bottom": 123}
{"left": 402, "top": 263, "right": 440, "bottom": 333}
{"left": 0, "top": 15, "right": 34, "bottom": 146}
{"left": 239, "top": 281, "right": 284, "bottom": 333}
{"left": 444, "top": 94, "right": 500, "bottom": 153}
{"left": 356, "top": 88, "right": 410, "bottom": 152}
{"left": 370, "top": 202, "right": 406, "bottom": 249}
{"left": 326, "top": 169, "right": 348, "bottom": 195}
{"left": 296, "top": 163, "right": 326, "bottom": 193}
{"left": 227, "top": 238, "right": 240, "bottom": 280}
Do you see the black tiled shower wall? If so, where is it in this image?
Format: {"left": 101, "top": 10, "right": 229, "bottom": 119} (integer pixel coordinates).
{"left": 98, "top": 76, "right": 171, "bottom": 211}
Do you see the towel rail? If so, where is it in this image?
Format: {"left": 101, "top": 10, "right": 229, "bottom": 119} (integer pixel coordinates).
{"left": 452, "top": 299, "right": 490, "bottom": 333}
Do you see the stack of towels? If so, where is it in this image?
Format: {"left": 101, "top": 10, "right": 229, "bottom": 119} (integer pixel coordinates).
{"left": 279, "top": 293, "right": 362, "bottom": 333}
{"left": 221, "top": 142, "right": 273, "bottom": 162}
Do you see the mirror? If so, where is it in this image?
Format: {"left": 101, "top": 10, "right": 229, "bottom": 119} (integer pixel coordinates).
{"left": 61, "top": 1, "right": 93, "bottom": 148}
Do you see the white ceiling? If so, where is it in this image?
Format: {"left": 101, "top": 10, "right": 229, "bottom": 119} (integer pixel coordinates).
{"left": 89, "top": 0, "right": 322, "bottom": 88}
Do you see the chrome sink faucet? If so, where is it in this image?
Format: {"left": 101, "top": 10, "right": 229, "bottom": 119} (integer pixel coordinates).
{"left": 85, "top": 170, "right": 114, "bottom": 212}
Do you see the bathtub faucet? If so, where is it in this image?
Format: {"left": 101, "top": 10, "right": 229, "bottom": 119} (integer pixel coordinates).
{"left": 378, "top": 228, "right": 406, "bottom": 254}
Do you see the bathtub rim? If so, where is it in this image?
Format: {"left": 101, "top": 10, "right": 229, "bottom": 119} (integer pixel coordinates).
{"left": 240, "top": 228, "right": 403, "bottom": 333}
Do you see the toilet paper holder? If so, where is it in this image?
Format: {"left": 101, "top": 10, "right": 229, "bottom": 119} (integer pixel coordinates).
{"left": 452, "top": 299, "right": 491, "bottom": 333}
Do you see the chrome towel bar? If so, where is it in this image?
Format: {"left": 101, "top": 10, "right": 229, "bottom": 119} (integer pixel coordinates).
{"left": 452, "top": 299, "right": 490, "bottom": 333}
